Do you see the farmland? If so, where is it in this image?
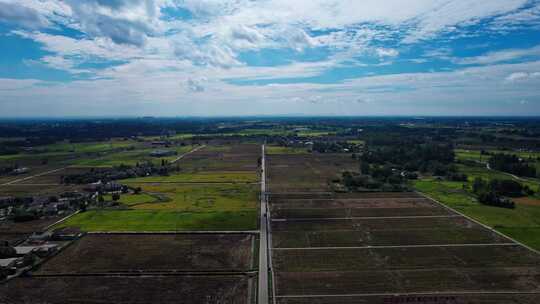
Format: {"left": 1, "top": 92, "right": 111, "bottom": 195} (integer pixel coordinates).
{"left": 267, "top": 150, "right": 540, "bottom": 303}
{"left": 0, "top": 275, "right": 253, "bottom": 304}
{"left": 1, "top": 118, "right": 540, "bottom": 303}
{"left": 58, "top": 144, "right": 261, "bottom": 232}
{"left": 0, "top": 141, "right": 261, "bottom": 303}
{"left": 122, "top": 171, "right": 258, "bottom": 183}
{"left": 35, "top": 233, "right": 256, "bottom": 274}
{"left": 415, "top": 179, "right": 540, "bottom": 250}
{"left": 57, "top": 209, "right": 257, "bottom": 231}
{"left": 267, "top": 153, "right": 357, "bottom": 192}
{"left": 73, "top": 145, "right": 195, "bottom": 167}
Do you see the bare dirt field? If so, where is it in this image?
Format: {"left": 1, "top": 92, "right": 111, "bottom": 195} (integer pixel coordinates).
{"left": 273, "top": 245, "right": 540, "bottom": 272}
{"left": 270, "top": 196, "right": 452, "bottom": 219}
{"left": 0, "top": 275, "right": 253, "bottom": 304}
{"left": 180, "top": 144, "right": 260, "bottom": 172}
{"left": 35, "top": 233, "right": 256, "bottom": 274}
{"left": 272, "top": 227, "right": 506, "bottom": 248}
{"left": 272, "top": 206, "right": 452, "bottom": 218}
{"left": 276, "top": 294, "right": 540, "bottom": 304}
{"left": 268, "top": 167, "right": 540, "bottom": 302}
{"left": 0, "top": 232, "right": 28, "bottom": 245}
{"left": 0, "top": 215, "right": 66, "bottom": 234}
{"left": 514, "top": 196, "right": 540, "bottom": 207}
{"left": 275, "top": 267, "right": 540, "bottom": 295}
{"left": 272, "top": 217, "right": 487, "bottom": 232}
{"left": 267, "top": 154, "right": 357, "bottom": 193}
{"left": 0, "top": 184, "right": 84, "bottom": 197}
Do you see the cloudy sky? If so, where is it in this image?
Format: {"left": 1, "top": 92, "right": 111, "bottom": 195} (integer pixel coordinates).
{"left": 1, "top": 0, "right": 540, "bottom": 117}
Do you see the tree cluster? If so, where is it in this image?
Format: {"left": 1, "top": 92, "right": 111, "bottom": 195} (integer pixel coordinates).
{"left": 489, "top": 153, "right": 537, "bottom": 178}
{"left": 312, "top": 141, "right": 362, "bottom": 153}
{"left": 63, "top": 163, "right": 170, "bottom": 185}
{"left": 341, "top": 170, "right": 409, "bottom": 192}
{"left": 471, "top": 177, "right": 532, "bottom": 209}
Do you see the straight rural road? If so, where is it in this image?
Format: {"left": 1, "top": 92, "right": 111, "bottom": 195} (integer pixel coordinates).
{"left": 171, "top": 144, "right": 206, "bottom": 163}
{"left": 258, "top": 144, "right": 269, "bottom": 304}
{"left": 1, "top": 166, "right": 69, "bottom": 186}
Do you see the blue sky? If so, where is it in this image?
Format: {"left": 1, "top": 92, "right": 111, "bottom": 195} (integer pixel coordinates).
{"left": 1, "top": 0, "right": 540, "bottom": 116}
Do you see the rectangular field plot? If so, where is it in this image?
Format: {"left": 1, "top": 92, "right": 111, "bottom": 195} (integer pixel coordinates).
{"left": 271, "top": 197, "right": 435, "bottom": 207}
{"left": 272, "top": 206, "right": 452, "bottom": 218}
{"left": 119, "top": 183, "right": 258, "bottom": 212}
{"left": 73, "top": 145, "right": 196, "bottom": 167}
{"left": 275, "top": 267, "right": 540, "bottom": 296}
{"left": 0, "top": 275, "right": 253, "bottom": 304}
{"left": 272, "top": 227, "right": 506, "bottom": 248}
{"left": 121, "top": 171, "right": 259, "bottom": 183}
{"left": 276, "top": 294, "right": 540, "bottom": 304}
{"left": 180, "top": 144, "right": 260, "bottom": 172}
{"left": 0, "top": 184, "right": 83, "bottom": 197}
{"left": 58, "top": 209, "right": 257, "bottom": 231}
{"left": 0, "top": 215, "right": 67, "bottom": 234}
{"left": 267, "top": 154, "right": 357, "bottom": 193}
{"left": 272, "top": 217, "right": 480, "bottom": 232}
{"left": 35, "top": 233, "right": 255, "bottom": 274}
{"left": 271, "top": 198, "right": 451, "bottom": 219}
{"left": 273, "top": 245, "right": 540, "bottom": 272}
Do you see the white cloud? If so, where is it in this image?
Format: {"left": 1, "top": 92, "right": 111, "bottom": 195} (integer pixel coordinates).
{"left": 375, "top": 48, "right": 399, "bottom": 58}
{"left": 455, "top": 45, "right": 540, "bottom": 65}
{"left": 0, "top": 1, "right": 49, "bottom": 29}
{"left": 505, "top": 71, "right": 540, "bottom": 82}
{"left": 64, "top": 0, "right": 161, "bottom": 46}
{"left": 2, "top": 0, "right": 540, "bottom": 116}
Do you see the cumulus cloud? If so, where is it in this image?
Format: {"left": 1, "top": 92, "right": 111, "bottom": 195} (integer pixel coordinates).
{"left": 505, "top": 71, "right": 540, "bottom": 82}
{"left": 64, "top": 0, "right": 162, "bottom": 46}
{"left": 0, "top": 2, "right": 48, "bottom": 29}
{"left": 2, "top": 0, "right": 540, "bottom": 116}
{"left": 375, "top": 48, "right": 399, "bottom": 58}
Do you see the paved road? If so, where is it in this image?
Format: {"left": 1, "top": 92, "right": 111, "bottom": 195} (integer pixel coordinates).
{"left": 258, "top": 144, "right": 269, "bottom": 304}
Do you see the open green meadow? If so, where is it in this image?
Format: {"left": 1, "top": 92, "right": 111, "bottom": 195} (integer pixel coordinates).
{"left": 123, "top": 183, "right": 257, "bottom": 212}
{"left": 0, "top": 140, "right": 137, "bottom": 165}
{"left": 414, "top": 179, "right": 540, "bottom": 250}
{"left": 43, "top": 141, "right": 135, "bottom": 153}
{"left": 64, "top": 182, "right": 259, "bottom": 231}
{"left": 103, "top": 193, "right": 159, "bottom": 206}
